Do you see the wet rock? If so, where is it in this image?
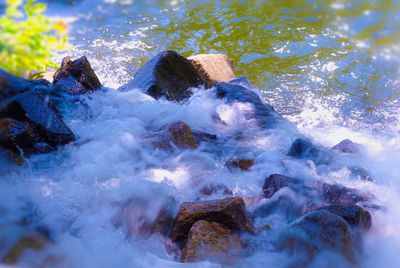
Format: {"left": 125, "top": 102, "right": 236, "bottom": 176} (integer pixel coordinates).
{"left": 0, "top": 69, "right": 52, "bottom": 108}
{"left": 226, "top": 158, "right": 255, "bottom": 171}
{"left": 119, "top": 50, "right": 205, "bottom": 101}
{"left": 180, "top": 220, "right": 242, "bottom": 263}
{"left": 172, "top": 197, "right": 254, "bottom": 242}
{"left": 349, "top": 166, "right": 374, "bottom": 182}
{"left": 188, "top": 54, "right": 235, "bottom": 87}
{"left": 0, "top": 92, "right": 75, "bottom": 150}
{"left": 113, "top": 195, "right": 177, "bottom": 238}
{"left": 253, "top": 195, "right": 305, "bottom": 222}
{"left": 281, "top": 210, "right": 356, "bottom": 267}
{"left": 331, "top": 139, "right": 360, "bottom": 154}
{"left": 316, "top": 182, "right": 369, "bottom": 207}
{"left": 0, "top": 117, "right": 54, "bottom": 154}
{"left": 2, "top": 233, "right": 50, "bottom": 264}
{"left": 321, "top": 205, "right": 372, "bottom": 231}
{"left": 215, "top": 82, "right": 281, "bottom": 128}
{"left": 199, "top": 183, "right": 233, "bottom": 196}
{"left": 262, "top": 174, "right": 303, "bottom": 198}
{"left": 142, "top": 121, "right": 198, "bottom": 150}
{"left": 53, "top": 56, "right": 102, "bottom": 94}
{"left": 288, "top": 138, "right": 331, "bottom": 165}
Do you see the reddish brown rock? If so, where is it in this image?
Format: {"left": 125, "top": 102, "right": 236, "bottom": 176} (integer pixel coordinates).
{"left": 172, "top": 197, "right": 254, "bottom": 242}
{"left": 226, "top": 158, "right": 255, "bottom": 171}
{"left": 2, "top": 233, "right": 50, "bottom": 264}
{"left": 188, "top": 54, "right": 235, "bottom": 87}
{"left": 142, "top": 121, "right": 198, "bottom": 150}
{"left": 180, "top": 220, "right": 242, "bottom": 263}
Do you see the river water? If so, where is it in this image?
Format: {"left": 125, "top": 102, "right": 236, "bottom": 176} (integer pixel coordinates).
{"left": 1, "top": 0, "right": 400, "bottom": 267}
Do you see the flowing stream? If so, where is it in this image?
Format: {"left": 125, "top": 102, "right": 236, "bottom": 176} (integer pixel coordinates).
{"left": 1, "top": 1, "right": 400, "bottom": 267}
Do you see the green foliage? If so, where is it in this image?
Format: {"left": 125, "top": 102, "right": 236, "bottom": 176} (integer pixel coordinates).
{"left": 0, "top": 0, "right": 68, "bottom": 77}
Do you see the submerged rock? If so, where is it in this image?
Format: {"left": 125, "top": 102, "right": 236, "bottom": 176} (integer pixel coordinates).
{"left": 215, "top": 82, "right": 281, "bottom": 128}
{"left": 53, "top": 56, "right": 102, "bottom": 94}
{"left": 180, "top": 220, "right": 242, "bottom": 263}
{"left": 226, "top": 158, "right": 255, "bottom": 171}
{"left": 281, "top": 210, "right": 356, "bottom": 267}
{"left": 288, "top": 138, "right": 332, "bottom": 165}
{"left": 113, "top": 195, "right": 177, "bottom": 238}
{"left": 142, "top": 121, "right": 198, "bottom": 150}
{"left": 172, "top": 197, "right": 254, "bottom": 242}
{"left": 188, "top": 54, "right": 235, "bottom": 87}
{"left": 331, "top": 139, "right": 360, "bottom": 154}
{"left": 119, "top": 50, "right": 205, "bottom": 101}
{"left": 262, "top": 174, "right": 303, "bottom": 198}
{"left": 320, "top": 205, "right": 372, "bottom": 231}
{"left": 199, "top": 183, "right": 233, "bottom": 196}
{"left": 2, "top": 233, "right": 50, "bottom": 264}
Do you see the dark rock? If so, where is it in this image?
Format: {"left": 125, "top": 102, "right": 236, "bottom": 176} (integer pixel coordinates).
{"left": 331, "top": 139, "right": 360, "bottom": 154}
{"left": 226, "top": 158, "right": 255, "bottom": 171}
{"left": 288, "top": 138, "right": 331, "bottom": 165}
{"left": 53, "top": 56, "right": 102, "bottom": 94}
{"left": 0, "top": 92, "right": 75, "bottom": 149}
{"left": 119, "top": 50, "right": 205, "bottom": 101}
{"left": 113, "top": 195, "right": 177, "bottom": 238}
{"left": 172, "top": 197, "right": 254, "bottom": 242}
{"left": 262, "top": 174, "right": 302, "bottom": 198}
{"left": 321, "top": 205, "right": 372, "bottom": 231}
{"left": 141, "top": 121, "right": 198, "bottom": 150}
{"left": 188, "top": 54, "right": 235, "bottom": 87}
{"left": 2, "top": 233, "right": 50, "bottom": 264}
{"left": 281, "top": 210, "right": 356, "bottom": 267}
{"left": 199, "top": 183, "right": 233, "bottom": 196}
{"left": 253, "top": 195, "right": 305, "bottom": 221}
{"left": 180, "top": 220, "right": 242, "bottom": 263}
{"left": 215, "top": 82, "right": 281, "bottom": 128}
{"left": 315, "top": 182, "right": 369, "bottom": 207}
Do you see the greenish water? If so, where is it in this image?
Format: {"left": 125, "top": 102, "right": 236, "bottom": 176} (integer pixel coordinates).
{"left": 47, "top": 0, "right": 400, "bottom": 129}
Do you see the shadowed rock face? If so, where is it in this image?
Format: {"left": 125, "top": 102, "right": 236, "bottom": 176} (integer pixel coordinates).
{"left": 215, "top": 82, "right": 281, "bottom": 128}
{"left": 53, "top": 56, "right": 102, "bottom": 94}
{"left": 172, "top": 197, "right": 254, "bottom": 242}
{"left": 119, "top": 50, "right": 205, "bottom": 101}
{"left": 321, "top": 205, "right": 372, "bottom": 231}
{"left": 331, "top": 139, "right": 360, "bottom": 154}
{"left": 180, "top": 220, "right": 242, "bottom": 263}
{"left": 188, "top": 54, "right": 235, "bottom": 87}
{"left": 0, "top": 92, "right": 75, "bottom": 148}
{"left": 281, "top": 210, "right": 356, "bottom": 267}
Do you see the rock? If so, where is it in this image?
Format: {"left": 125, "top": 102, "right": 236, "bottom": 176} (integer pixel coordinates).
{"left": 315, "top": 182, "right": 369, "bottom": 207}
{"left": 113, "top": 195, "right": 177, "bottom": 238}
{"left": 215, "top": 82, "right": 281, "bottom": 128}
{"left": 0, "top": 117, "right": 54, "bottom": 154}
{"left": 53, "top": 56, "right": 102, "bottom": 94}
{"left": 226, "top": 158, "right": 255, "bottom": 171}
{"left": 281, "top": 210, "right": 356, "bottom": 266}
{"left": 141, "top": 121, "right": 198, "bottom": 150}
{"left": 288, "top": 138, "right": 331, "bottom": 165}
{"left": 321, "top": 205, "right": 372, "bottom": 231}
{"left": 2, "top": 233, "right": 50, "bottom": 264}
{"left": 0, "top": 69, "right": 52, "bottom": 108}
{"left": 349, "top": 166, "right": 374, "bottom": 182}
{"left": 199, "top": 183, "right": 233, "bottom": 196}
{"left": 0, "top": 92, "right": 75, "bottom": 149}
{"left": 188, "top": 54, "right": 235, "bottom": 87}
{"left": 253, "top": 195, "right": 304, "bottom": 222}
{"left": 172, "top": 197, "right": 254, "bottom": 242}
{"left": 180, "top": 220, "right": 242, "bottom": 263}
{"left": 119, "top": 50, "right": 205, "bottom": 101}
{"left": 331, "top": 139, "right": 360, "bottom": 154}
{"left": 262, "top": 174, "right": 302, "bottom": 198}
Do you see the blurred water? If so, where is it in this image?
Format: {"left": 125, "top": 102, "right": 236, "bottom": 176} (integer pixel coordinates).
{"left": 1, "top": 1, "right": 400, "bottom": 268}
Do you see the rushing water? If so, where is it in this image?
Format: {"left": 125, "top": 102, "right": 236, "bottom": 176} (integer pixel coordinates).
{"left": 1, "top": 0, "right": 400, "bottom": 267}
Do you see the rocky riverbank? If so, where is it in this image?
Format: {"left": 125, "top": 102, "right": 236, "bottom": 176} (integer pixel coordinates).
{"left": 0, "top": 51, "right": 377, "bottom": 267}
